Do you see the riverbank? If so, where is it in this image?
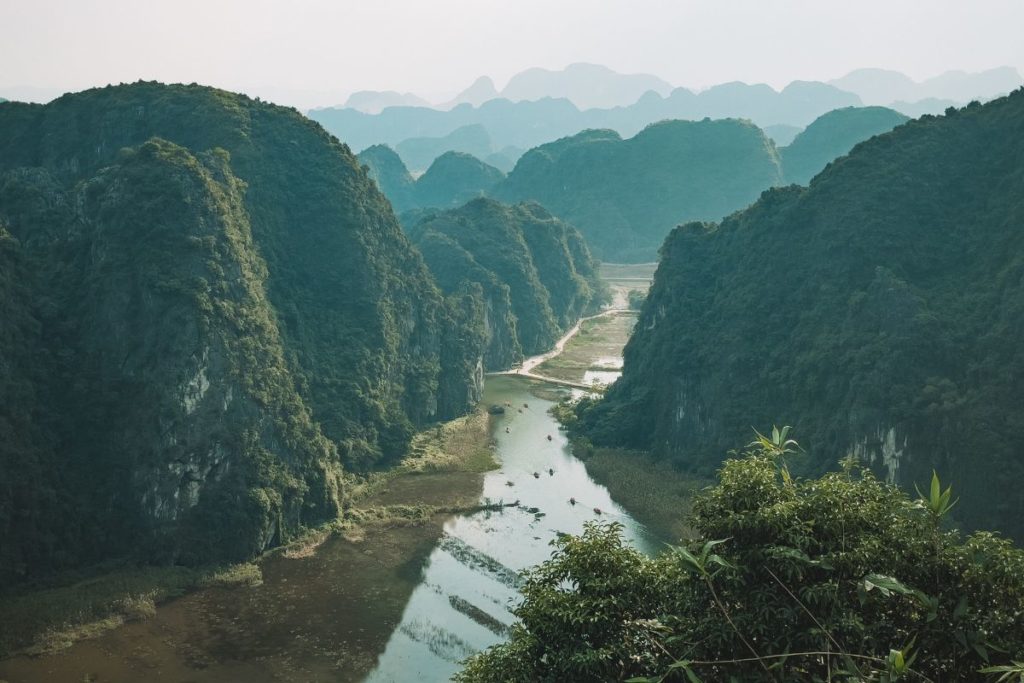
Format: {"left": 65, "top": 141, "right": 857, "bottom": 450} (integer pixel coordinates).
{"left": 574, "top": 447, "right": 707, "bottom": 543}
{"left": 534, "top": 311, "right": 636, "bottom": 386}
{"left": 0, "top": 263, "right": 663, "bottom": 681}
{"left": 494, "top": 263, "right": 655, "bottom": 390}
{"left": 0, "top": 409, "right": 498, "bottom": 672}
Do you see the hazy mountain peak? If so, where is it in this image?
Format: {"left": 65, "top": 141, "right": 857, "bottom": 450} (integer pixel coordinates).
{"left": 344, "top": 90, "right": 431, "bottom": 113}
{"left": 446, "top": 75, "right": 499, "bottom": 108}
{"left": 499, "top": 63, "right": 673, "bottom": 109}
{"left": 829, "top": 66, "right": 1022, "bottom": 106}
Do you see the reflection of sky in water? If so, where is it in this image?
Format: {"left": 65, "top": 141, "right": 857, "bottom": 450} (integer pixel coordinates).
{"left": 364, "top": 376, "right": 662, "bottom": 682}
{"left": 583, "top": 369, "right": 622, "bottom": 386}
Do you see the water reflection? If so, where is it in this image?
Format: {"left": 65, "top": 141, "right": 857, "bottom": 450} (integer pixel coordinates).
{"left": 364, "top": 375, "right": 661, "bottom": 682}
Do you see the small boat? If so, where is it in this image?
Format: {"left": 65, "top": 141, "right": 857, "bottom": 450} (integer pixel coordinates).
{"left": 548, "top": 468, "right": 554, "bottom": 476}
{"left": 506, "top": 480, "right": 514, "bottom": 487}
{"left": 569, "top": 497, "right": 576, "bottom": 505}
{"left": 523, "top": 403, "right": 529, "bottom": 408}
{"left": 487, "top": 404, "right": 506, "bottom": 415}
{"left": 546, "top": 434, "right": 552, "bottom": 441}
{"left": 533, "top": 472, "right": 540, "bottom": 479}
{"left": 593, "top": 507, "right": 602, "bottom": 515}
{"left": 505, "top": 427, "right": 510, "bottom": 433}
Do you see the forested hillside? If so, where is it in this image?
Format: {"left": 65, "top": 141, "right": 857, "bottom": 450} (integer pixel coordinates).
{"left": 0, "top": 83, "right": 486, "bottom": 584}
{"left": 414, "top": 152, "right": 505, "bottom": 209}
{"left": 358, "top": 146, "right": 505, "bottom": 213}
{"left": 407, "top": 198, "right": 605, "bottom": 365}
{"left": 495, "top": 120, "right": 783, "bottom": 261}
{"left": 781, "top": 105, "right": 909, "bottom": 184}
{"left": 578, "top": 91, "right": 1024, "bottom": 538}
{"left": 357, "top": 143, "right": 418, "bottom": 213}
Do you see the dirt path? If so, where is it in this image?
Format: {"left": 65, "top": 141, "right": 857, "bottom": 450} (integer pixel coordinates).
{"left": 490, "top": 281, "right": 639, "bottom": 390}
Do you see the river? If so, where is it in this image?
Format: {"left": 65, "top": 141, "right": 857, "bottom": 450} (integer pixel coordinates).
{"left": 363, "top": 375, "right": 661, "bottom": 681}
{"left": 0, "top": 275, "right": 660, "bottom": 682}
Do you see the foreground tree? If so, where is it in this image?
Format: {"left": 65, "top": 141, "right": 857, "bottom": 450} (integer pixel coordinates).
{"left": 457, "top": 434, "right": 1024, "bottom": 682}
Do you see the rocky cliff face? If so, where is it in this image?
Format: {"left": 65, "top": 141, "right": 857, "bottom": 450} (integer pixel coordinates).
{"left": 408, "top": 198, "right": 606, "bottom": 366}
{"left": 0, "top": 83, "right": 485, "bottom": 583}
{"left": 580, "top": 91, "right": 1024, "bottom": 539}
{"left": 413, "top": 229, "right": 523, "bottom": 370}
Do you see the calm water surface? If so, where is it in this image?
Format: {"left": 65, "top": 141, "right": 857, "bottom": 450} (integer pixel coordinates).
{"left": 364, "top": 375, "right": 661, "bottom": 682}
{"left": 0, "top": 373, "right": 660, "bottom": 683}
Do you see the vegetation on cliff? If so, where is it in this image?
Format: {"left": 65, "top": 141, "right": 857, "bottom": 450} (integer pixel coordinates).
{"left": 494, "top": 120, "right": 783, "bottom": 261}
{"left": 358, "top": 145, "right": 505, "bottom": 213}
{"left": 357, "top": 143, "right": 418, "bottom": 213}
{"left": 415, "top": 151, "right": 505, "bottom": 209}
{"left": 577, "top": 91, "right": 1024, "bottom": 539}
{"left": 407, "top": 198, "right": 606, "bottom": 365}
{"left": 0, "top": 82, "right": 485, "bottom": 584}
{"left": 781, "top": 105, "right": 909, "bottom": 184}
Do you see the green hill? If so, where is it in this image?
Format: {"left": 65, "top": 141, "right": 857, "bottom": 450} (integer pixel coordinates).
{"left": 578, "top": 91, "right": 1024, "bottom": 539}
{"left": 494, "top": 120, "right": 783, "bottom": 262}
{"left": 357, "top": 143, "right": 418, "bottom": 213}
{"left": 0, "top": 83, "right": 485, "bottom": 583}
{"left": 781, "top": 106, "right": 909, "bottom": 184}
{"left": 395, "top": 123, "right": 493, "bottom": 171}
{"left": 415, "top": 151, "right": 505, "bottom": 209}
{"left": 359, "top": 146, "right": 505, "bottom": 213}
{"left": 408, "top": 198, "right": 605, "bottom": 363}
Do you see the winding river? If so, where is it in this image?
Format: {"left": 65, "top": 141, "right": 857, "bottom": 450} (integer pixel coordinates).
{"left": 0, "top": 278, "right": 660, "bottom": 682}
{"left": 364, "top": 375, "right": 661, "bottom": 681}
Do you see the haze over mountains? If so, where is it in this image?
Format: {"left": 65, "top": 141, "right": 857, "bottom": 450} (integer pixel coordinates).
{"left": 338, "top": 62, "right": 1021, "bottom": 113}
{"left": 358, "top": 106, "right": 911, "bottom": 262}
{"left": 830, "top": 66, "right": 1023, "bottom": 107}
{"left": 310, "top": 63, "right": 1021, "bottom": 174}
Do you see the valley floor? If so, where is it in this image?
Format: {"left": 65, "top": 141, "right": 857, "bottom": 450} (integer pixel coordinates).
{"left": 0, "top": 262, "right": 703, "bottom": 683}
{"left": 0, "top": 412, "right": 499, "bottom": 682}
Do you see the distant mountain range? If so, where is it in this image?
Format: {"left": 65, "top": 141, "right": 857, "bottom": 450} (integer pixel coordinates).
{"left": 311, "top": 80, "right": 862, "bottom": 156}
{"left": 342, "top": 63, "right": 672, "bottom": 113}
{"left": 488, "top": 63, "right": 673, "bottom": 110}
{"left": 829, "top": 66, "right": 1022, "bottom": 106}
{"left": 359, "top": 106, "right": 909, "bottom": 262}
{"left": 343, "top": 90, "right": 430, "bottom": 114}
{"left": 331, "top": 63, "right": 1021, "bottom": 114}
{"left": 310, "top": 65, "right": 1021, "bottom": 169}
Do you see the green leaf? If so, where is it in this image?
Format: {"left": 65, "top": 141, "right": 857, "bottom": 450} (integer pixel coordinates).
{"left": 862, "top": 573, "right": 916, "bottom": 597}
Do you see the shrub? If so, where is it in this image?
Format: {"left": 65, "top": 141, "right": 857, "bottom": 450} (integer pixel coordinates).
{"left": 458, "top": 434, "right": 1024, "bottom": 682}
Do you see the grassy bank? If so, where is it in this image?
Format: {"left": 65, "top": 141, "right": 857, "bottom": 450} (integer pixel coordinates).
{"left": 535, "top": 312, "right": 636, "bottom": 384}
{"left": 576, "top": 446, "right": 707, "bottom": 543}
{"left": 0, "top": 409, "right": 497, "bottom": 661}
{"left": 0, "top": 560, "right": 263, "bottom": 659}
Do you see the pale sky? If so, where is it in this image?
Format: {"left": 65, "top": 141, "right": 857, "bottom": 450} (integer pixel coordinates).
{"left": 3, "top": 0, "right": 1023, "bottom": 108}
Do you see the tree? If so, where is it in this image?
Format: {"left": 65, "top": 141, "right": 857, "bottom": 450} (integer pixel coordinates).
{"left": 458, "top": 432, "right": 1024, "bottom": 682}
